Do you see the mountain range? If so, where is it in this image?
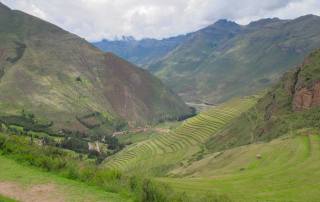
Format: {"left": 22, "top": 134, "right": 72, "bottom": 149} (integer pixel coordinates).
{"left": 92, "top": 33, "right": 193, "bottom": 67}
{"left": 143, "top": 15, "right": 320, "bottom": 103}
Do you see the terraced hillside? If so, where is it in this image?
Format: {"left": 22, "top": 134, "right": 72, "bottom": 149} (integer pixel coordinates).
{"left": 104, "top": 95, "right": 261, "bottom": 173}
{"left": 160, "top": 133, "right": 320, "bottom": 201}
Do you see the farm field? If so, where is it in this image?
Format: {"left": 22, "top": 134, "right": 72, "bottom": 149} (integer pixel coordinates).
{"left": 104, "top": 95, "right": 261, "bottom": 174}
{"left": 160, "top": 134, "right": 320, "bottom": 201}
{"left": 0, "top": 156, "right": 129, "bottom": 202}
{"left": 116, "top": 121, "right": 182, "bottom": 145}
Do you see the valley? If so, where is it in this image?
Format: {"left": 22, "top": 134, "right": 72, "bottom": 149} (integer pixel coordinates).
{"left": 0, "top": 1, "right": 320, "bottom": 202}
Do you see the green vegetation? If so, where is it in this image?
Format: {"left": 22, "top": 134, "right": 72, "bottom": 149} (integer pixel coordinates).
{"left": 0, "top": 195, "right": 20, "bottom": 202}
{"left": 0, "top": 133, "right": 227, "bottom": 201}
{"left": 148, "top": 15, "right": 320, "bottom": 103}
{"left": 160, "top": 134, "right": 320, "bottom": 201}
{"left": 6, "top": 41, "right": 27, "bottom": 63}
{"left": 105, "top": 96, "right": 259, "bottom": 175}
{"left": 117, "top": 130, "right": 161, "bottom": 145}
{"left": 0, "top": 155, "right": 128, "bottom": 202}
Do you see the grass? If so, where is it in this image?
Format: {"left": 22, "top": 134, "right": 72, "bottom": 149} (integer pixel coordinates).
{"left": 159, "top": 134, "right": 320, "bottom": 201}
{"left": 0, "top": 156, "right": 130, "bottom": 202}
{"left": 0, "top": 194, "right": 20, "bottom": 202}
{"left": 117, "top": 130, "right": 161, "bottom": 145}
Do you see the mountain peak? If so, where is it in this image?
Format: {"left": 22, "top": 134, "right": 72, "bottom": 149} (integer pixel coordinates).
{"left": 247, "top": 17, "right": 282, "bottom": 27}
{"left": 209, "top": 19, "right": 241, "bottom": 30}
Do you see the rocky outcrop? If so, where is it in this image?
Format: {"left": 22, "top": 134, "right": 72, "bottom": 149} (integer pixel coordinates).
{"left": 292, "top": 48, "right": 320, "bottom": 113}
{"left": 292, "top": 83, "right": 320, "bottom": 112}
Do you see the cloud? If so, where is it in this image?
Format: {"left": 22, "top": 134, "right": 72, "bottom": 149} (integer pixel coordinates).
{"left": 2, "top": 0, "right": 320, "bottom": 42}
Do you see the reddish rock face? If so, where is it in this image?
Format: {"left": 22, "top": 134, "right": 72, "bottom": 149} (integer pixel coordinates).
{"left": 293, "top": 83, "right": 320, "bottom": 112}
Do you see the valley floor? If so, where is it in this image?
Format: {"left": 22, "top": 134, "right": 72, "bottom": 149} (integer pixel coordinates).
{"left": 0, "top": 156, "right": 130, "bottom": 202}
{"left": 159, "top": 135, "right": 320, "bottom": 201}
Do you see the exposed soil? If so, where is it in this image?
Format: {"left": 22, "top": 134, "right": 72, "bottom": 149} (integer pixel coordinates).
{"left": 0, "top": 181, "right": 64, "bottom": 202}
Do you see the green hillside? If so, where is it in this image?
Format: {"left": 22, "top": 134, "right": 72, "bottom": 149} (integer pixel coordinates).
{"left": 92, "top": 33, "right": 193, "bottom": 68}
{"left": 104, "top": 95, "right": 260, "bottom": 174}
{"left": 161, "top": 134, "right": 320, "bottom": 201}
{"left": 0, "top": 3, "right": 192, "bottom": 135}
{"left": 148, "top": 16, "right": 320, "bottom": 104}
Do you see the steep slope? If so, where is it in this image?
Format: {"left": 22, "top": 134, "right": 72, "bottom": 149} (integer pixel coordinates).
{"left": 91, "top": 34, "right": 193, "bottom": 67}
{"left": 148, "top": 16, "right": 320, "bottom": 103}
{"left": 206, "top": 48, "right": 320, "bottom": 152}
{"left": 0, "top": 3, "right": 192, "bottom": 134}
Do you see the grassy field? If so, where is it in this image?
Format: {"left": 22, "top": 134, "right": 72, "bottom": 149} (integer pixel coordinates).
{"left": 0, "top": 156, "right": 130, "bottom": 202}
{"left": 0, "top": 194, "right": 20, "bottom": 202}
{"left": 104, "top": 96, "right": 259, "bottom": 175}
{"left": 117, "top": 130, "right": 161, "bottom": 145}
{"left": 159, "top": 134, "right": 320, "bottom": 201}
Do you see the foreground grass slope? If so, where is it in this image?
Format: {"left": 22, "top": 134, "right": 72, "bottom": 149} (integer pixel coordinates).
{"left": 161, "top": 134, "right": 320, "bottom": 201}
{"left": 0, "top": 156, "right": 129, "bottom": 202}
{"left": 104, "top": 95, "right": 260, "bottom": 174}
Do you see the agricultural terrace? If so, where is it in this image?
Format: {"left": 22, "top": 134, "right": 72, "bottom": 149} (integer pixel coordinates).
{"left": 104, "top": 96, "right": 259, "bottom": 173}
{"left": 160, "top": 134, "right": 320, "bottom": 202}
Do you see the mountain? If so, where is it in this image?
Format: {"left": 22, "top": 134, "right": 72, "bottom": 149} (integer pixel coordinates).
{"left": 206, "top": 48, "right": 320, "bottom": 151}
{"left": 148, "top": 16, "right": 320, "bottom": 104}
{"left": 0, "top": 3, "right": 192, "bottom": 134}
{"left": 91, "top": 33, "right": 193, "bottom": 67}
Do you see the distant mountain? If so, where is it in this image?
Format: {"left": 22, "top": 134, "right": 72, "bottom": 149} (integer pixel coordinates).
{"left": 148, "top": 16, "right": 320, "bottom": 103}
{"left": 91, "top": 33, "right": 193, "bottom": 67}
{"left": 0, "top": 3, "right": 192, "bottom": 134}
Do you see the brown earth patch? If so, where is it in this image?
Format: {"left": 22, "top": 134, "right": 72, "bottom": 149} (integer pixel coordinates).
{"left": 216, "top": 134, "right": 229, "bottom": 143}
{"left": 0, "top": 50, "right": 6, "bottom": 58}
{"left": 0, "top": 181, "right": 64, "bottom": 202}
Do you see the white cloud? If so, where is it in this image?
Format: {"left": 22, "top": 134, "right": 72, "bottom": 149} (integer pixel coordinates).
{"left": 2, "top": 0, "right": 319, "bottom": 42}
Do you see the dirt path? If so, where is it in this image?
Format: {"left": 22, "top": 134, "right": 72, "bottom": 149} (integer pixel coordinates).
{"left": 0, "top": 182, "right": 64, "bottom": 202}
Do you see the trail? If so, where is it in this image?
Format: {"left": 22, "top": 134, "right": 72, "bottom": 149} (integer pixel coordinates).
{"left": 254, "top": 106, "right": 264, "bottom": 120}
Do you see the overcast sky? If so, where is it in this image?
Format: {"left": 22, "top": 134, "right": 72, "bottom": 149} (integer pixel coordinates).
{"left": 2, "top": 0, "right": 320, "bottom": 42}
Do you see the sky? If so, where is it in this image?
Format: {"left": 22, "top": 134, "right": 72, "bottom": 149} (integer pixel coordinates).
{"left": 2, "top": 0, "right": 320, "bottom": 42}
